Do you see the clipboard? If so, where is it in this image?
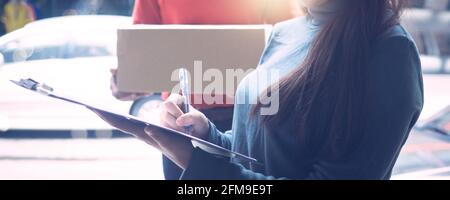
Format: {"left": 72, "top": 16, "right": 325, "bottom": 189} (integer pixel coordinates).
{"left": 10, "top": 78, "right": 259, "bottom": 164}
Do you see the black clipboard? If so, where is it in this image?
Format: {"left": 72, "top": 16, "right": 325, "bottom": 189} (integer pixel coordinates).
{"left": 11, "top": 78, "right": 259, "bottom": 164}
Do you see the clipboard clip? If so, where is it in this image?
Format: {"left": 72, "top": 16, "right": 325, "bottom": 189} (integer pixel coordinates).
{"left": 11, "top": 78, "right": 54, "bottom": 96}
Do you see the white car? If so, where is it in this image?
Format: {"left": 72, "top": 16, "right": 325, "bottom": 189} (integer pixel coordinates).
{"left": 401, "top": 8, "right": 450, "bottom": 74}
{"left": 393, "top": 127, "right": 450, "bottom": 180}
{"left": 0, "top": 15, "right": 133, "bottom": 133}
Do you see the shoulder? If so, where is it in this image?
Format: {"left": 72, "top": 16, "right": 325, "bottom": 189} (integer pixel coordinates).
{"left": 368, "top": 24, "right": 423, "bottom": 104}
{"left": 273, "top": 16, "right": 308, "bottom": 30}
{"left": 262, "top": 16, "right": 316, "bottom": 50}
{"left": 368, "top": 24, "right": 423, "bottom": 95}
{"left": 271, "top": 16, "right": 311, "bottom": 38}
{"left": 379, "top": 24, "right": 413, "bottom": 40}
{"left": 257, "top": 16, "right": 314, "bottom": 65}
{"left": 371, "top": 24, "right": 421, "bottom": 73}
{"left": 374, "top": 24, "right": 419, "bottom": 55}
{"left": 366, "top": 25, "right": 424, "bottom": 114}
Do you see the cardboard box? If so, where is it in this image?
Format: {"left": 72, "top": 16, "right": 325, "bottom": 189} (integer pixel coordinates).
{"left": 116, "top": 25, "right": 271, "bottom": 93}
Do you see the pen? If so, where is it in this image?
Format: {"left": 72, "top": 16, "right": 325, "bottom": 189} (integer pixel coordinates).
{"left": 179, "top": 68, "right": 193, "bottom": 134}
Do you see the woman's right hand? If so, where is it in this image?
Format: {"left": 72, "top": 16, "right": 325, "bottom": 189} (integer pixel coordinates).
{"left": 110, "top": 68, "right": 148, "bottom": 101}
{"left": 158, "top": 94, "right": 210, "bottom": 140}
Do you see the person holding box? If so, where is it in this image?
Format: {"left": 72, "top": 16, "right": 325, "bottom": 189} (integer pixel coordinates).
{"left": 111, "top": 0, "right": 301, "bottom": 101}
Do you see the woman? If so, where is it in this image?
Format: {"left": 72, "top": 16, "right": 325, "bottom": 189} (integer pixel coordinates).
{"left": 99, "top": 0, "right": 423, "bottom": 180}
{"left": 110, "top": 0, "right": 301, "bottom": 180}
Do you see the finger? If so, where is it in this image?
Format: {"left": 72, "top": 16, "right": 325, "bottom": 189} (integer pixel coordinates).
{"left": 110, "top": 70, "right": 119, "bottom": 92}
{"left": 111, "top": 69, "right": 118, "bottom": 84}
{"left": 162, "top": 101, "right": 184, "bottom": 119}
{"left": 162, "top": 118, "right": 184, "bottom": 133}
{"left": 159, "top": 110, "right": 179, "bottom": 129}
{"left": 167, "top": 93, "right": 184, "bottom": 105}
{"left": 176, "top": 113, "right": 196, "bottom": 127}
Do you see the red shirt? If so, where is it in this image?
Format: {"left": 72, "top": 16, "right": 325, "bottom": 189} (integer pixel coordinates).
{"left": 133, "top": 0, "right": 301, "bottom": 25}
{"left": 132, "top": 0, "right": 301, "bottom": 107}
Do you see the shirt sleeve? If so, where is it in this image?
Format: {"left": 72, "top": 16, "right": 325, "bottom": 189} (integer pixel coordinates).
{"left": 132, "top": 0, "right": 162, "bottom": 24}
{"left": 207, "top": 121, "right": 233, "bottom": 150}
{"left": 180, "top": 35, "right": 424, "bottom": 180}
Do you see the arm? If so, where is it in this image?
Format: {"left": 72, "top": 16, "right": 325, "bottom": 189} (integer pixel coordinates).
{"left": 132, "top": 0, "right": 161, "bottom": 24}
{"left": 181, "top": 36, "right": 423, "bottom": 180}
{"left": 304, "top": 36, "right": 423, "bottom": 180}
{"left": 207, "top": 121, "right": 233, "bottom": 150}
{"left": 25, "top": 4, "right": 35, "bottom": 23}
{"left": 2, "top": 5, "right": 8, "bottom": 25}
{"left": 111, "top": 0, "right": 161, "bottom": 100}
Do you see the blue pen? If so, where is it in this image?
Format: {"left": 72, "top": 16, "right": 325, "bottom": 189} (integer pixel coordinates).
{"left": 179, "top": 68, "right": 193, "bottom": 134}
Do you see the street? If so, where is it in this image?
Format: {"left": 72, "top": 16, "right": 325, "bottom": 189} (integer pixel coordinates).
{"left": 0, "top": 138, "right": 164, "bottom": 180}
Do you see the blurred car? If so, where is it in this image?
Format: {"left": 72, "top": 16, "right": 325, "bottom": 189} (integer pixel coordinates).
{"left": 392, "top": 7, "right": 450, "bottom": 179}
{"left": 401, "top": 8, "right": 450, "bottom": 123}
{"left": 401, "top": 8, "right": 450, "bottom": 74}
{"left": 0, "top": 15, "right": 130, "bottom": 64}
{"left": 0, "top": 15, "right": 133, "bottom": 133}
{"left": 392, "top": 106, "right": 450, "bottom": 179}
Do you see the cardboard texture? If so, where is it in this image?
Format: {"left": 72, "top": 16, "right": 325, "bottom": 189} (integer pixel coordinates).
{"left": 116, "top": 25, "right": 270, "bottom": 93}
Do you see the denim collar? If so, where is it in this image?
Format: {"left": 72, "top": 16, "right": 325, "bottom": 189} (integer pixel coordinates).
{"left": 307, "top": 0, "right": 347, "bottom": 27}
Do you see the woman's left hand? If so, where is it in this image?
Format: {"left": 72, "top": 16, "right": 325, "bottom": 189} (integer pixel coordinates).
{"left": 143, "top": 93, "right": 210, "bottom": 170}
{"left": 90, "top": 107, "right": 194, "bottom": 170}
{"left": 144, "top": 126, "right": 194, "bottom": 170}
{"left": 143, "top": 93, "right": 211, "bottom": 169}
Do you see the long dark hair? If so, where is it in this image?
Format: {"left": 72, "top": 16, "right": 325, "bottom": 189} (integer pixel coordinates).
{"left": 253, "top": 0, "right": 407, "bottom": 159}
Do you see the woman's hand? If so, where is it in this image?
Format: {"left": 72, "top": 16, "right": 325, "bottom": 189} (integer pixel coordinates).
{"left": 89, "top": 108, "right": 161, "bottom": 148}
{"left": 143, "top": 94, "right": 211, "bottom": 169}
{"left": 91, "top": 93, "right": 210, "bottom": 170}
{"left": 158, "top": 94, "right": 210, "bottom": 140}
{"left": 110, "top": 68, "right": 148, "bottom": 101}
{"left": 144, "top": 126, "right": 195, "bottom": 170}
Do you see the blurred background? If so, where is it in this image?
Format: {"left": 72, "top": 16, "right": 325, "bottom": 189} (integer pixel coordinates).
{"left": 0, "top": 0, "right": 449, "bottom": 180}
